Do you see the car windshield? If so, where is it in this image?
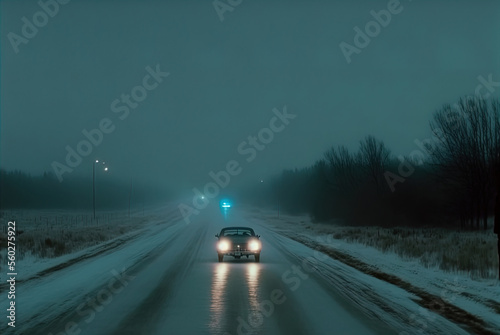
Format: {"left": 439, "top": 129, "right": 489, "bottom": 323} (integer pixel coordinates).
{"left": 221, "top": 228, "right": 254, "bottom": 237}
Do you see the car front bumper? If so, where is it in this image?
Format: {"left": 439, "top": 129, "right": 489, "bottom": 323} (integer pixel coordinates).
{"left": 221, "top": 250, "right": 260, "bottom": 257}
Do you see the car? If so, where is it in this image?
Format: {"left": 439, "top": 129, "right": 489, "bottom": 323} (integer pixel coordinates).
{"left": 215, "top": 226, "right": 262, "bottom": 263}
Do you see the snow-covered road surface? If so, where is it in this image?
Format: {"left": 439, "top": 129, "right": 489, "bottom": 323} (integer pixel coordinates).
{"left": 1, "top": 203, "right": 489, "bottom": 334}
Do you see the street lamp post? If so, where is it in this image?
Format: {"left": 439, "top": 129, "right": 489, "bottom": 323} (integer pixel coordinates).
{"left": 93, "top": 162, "right": 96, "bottom": 220}
{"left": 128, "top": 179, "right": 134, "bottom": 219}
{"left": 93, "top": 160, "right": 108, "bottom": 220}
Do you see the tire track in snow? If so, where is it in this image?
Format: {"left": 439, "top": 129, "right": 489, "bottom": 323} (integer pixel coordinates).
{"left": 281, "top": 232, "right": 497, "bottom": 335}
{"left": 109, "top": 223, "right": 209, "bottom": 335}
{"left": 18, "top": 222, "right": 187, "bottom": 335}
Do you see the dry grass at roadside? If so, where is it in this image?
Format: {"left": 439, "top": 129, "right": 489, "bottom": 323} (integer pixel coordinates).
{"left": 330, "top": 226, "right": 497, "bottom": 278}
{"left": 250, "top": 208, "right": 499, "bottom": 279}
{"left": 0, "top": 209, "right": 151, "bottom": 261}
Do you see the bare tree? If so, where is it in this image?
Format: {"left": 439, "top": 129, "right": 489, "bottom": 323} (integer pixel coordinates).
{"left": 429, "top": 97, "right": 500, "bottom": 229}
{"left": 359, "top": 135, "right": 391, "bottom": 193}
{"left": 324, "top": 145, "right": 361, "bottom": 194}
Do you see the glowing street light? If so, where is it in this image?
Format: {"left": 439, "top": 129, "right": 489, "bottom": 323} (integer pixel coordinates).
{"left": 93, "top": 160, "right": 108, "bottom": 220}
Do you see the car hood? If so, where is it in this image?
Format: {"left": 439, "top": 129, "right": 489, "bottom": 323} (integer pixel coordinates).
{"left": 222, "top": 236, "right": 256, "bottom": 243}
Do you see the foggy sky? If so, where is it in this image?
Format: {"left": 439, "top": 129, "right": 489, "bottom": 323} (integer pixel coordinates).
{"left": 1, "top": 0, "right": 499, "bottom": 192}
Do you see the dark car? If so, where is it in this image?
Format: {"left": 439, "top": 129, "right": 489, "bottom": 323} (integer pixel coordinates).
{"left": 215, "top": 227, "right": 262, "bottom": 262}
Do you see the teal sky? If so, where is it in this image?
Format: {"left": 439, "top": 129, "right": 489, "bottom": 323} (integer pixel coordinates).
{"left": 1, "top": 0, "right": 499, "bottom": 190}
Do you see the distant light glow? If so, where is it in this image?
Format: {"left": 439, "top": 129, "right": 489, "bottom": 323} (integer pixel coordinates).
{"left": 220, "top": 198, "right": 232, "bottom": 211}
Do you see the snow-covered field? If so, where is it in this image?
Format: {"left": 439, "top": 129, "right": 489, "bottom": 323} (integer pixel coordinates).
{"left": 0, "top": 203, "right": 181, "bottom": 266}
{"left": 243, "top": 206, "right": 500, "bottom": 333}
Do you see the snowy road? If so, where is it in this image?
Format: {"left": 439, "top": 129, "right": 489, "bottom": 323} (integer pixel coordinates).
{"left": 1, "top": 203, "right": 478, "bottom": 334}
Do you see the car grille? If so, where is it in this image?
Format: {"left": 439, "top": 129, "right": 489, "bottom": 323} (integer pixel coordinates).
{"left": 231, "top": 243, "right": 248, "bottom": 251}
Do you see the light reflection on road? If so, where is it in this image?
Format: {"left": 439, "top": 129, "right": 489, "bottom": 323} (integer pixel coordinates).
{"left": 209, "top": 263, "right": 228, "bottom": 331}
{"left": 246, "top": 263, "right": 261, "bottom": 313}
{"left": 208, "top": 262, "right": 262, "bottom": 334}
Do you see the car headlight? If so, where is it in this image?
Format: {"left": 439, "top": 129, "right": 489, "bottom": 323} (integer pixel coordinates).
{"left": 218, "top": 241, "right": 230, "bottom": 252}
{"left": 249, "top": 240, "right": 261, "bottom": 251}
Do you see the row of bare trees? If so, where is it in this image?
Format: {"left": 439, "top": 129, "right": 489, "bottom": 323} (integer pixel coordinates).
{"left": 324, "top": 135, "right": 391, "bottom": 195}
{"left": 428, "top": 97, "right": 500, "bottom": 229}
{"left": 258, "top": 97, "right": 499, "bottom": 229}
